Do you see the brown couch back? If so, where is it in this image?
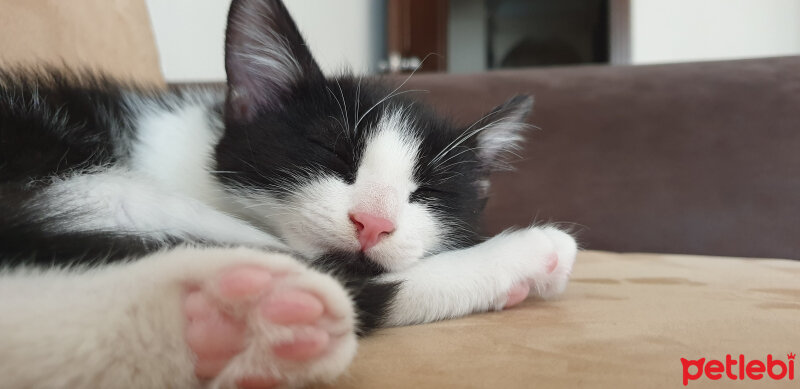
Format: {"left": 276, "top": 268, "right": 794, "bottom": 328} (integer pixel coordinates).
{"left": 404, "top": 57, "right": 800, "bottom": 259}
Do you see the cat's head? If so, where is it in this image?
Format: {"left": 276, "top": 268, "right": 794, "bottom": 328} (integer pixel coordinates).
{"left": 216, "top": 0, "right": 531, "bottom": 276}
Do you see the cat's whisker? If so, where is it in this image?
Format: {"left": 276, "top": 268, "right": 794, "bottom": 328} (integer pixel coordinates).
{"left": 429, "top": 114, "right": 512, "bottom": 169}
{"left": 327, "top": 114, "right": 346, "bottom": 136}
{"left": 354, "top": 75, "right": 362, "bottom": 133}
{"left": 335, "top": 79, "right": 351, "bottom": 135}
{"left": 354, "top": 89, "right": 428, "bottom": 131}
{"left": 353, "top": 53, "right": 435, "bottom": 130}
{"left": 235, "top": 157, "right": 274, "bottom": 183}
{"left": 429, "top": 109, "right": 503, "bottom": 167}
{"left": 433, "top": 146, "right": 485, "bottom": 171}
{"left": 326, "top": 86, "right": 351, "bottom": 142}
{"left": 435, "top": 161, "right": 475, "bottom": 176}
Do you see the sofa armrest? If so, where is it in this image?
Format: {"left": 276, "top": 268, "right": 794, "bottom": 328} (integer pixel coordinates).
{"left": 0, "top": 0, "right": 163, "bottom": 85}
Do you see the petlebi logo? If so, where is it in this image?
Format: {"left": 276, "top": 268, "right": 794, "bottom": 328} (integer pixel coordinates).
{"left": 681, "top": 353, "right": 795, "bottom": 386}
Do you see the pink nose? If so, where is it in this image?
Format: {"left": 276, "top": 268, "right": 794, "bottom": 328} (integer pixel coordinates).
{"left": 349, "top": 212, "right": 395, "bottom": 251}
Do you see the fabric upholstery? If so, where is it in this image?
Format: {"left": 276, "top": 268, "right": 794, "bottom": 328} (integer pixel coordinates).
{"left": 320, "top": 250, "right": 800, "bottom": 388}
{"left": 0, "top": 0, "right": 163, "bottom": 85}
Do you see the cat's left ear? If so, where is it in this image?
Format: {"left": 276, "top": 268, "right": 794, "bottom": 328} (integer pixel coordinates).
{"left": 224, "top": 0, "right": 324, "bottom": 123}
{"left": 474, "top": 95, "right": 533, "bottom": 171}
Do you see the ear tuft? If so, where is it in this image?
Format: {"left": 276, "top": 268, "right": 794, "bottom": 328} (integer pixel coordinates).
{"left": 475, "top": 95, "right": 533, "bottom": 170}
{"left": 225, "top": 0, "right": 323, "bottom": 123}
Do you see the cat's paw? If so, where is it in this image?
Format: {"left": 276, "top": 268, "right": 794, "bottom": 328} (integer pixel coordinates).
{"left": 499, "top": 225, "right": 578, "bottom": 308}
{"left": 180, "top": 251, "right": 356, "bottom": 389}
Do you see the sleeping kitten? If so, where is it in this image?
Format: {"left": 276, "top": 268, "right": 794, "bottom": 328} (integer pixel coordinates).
{"left": 0, "top": 0, "right": 577, "bottom": 388}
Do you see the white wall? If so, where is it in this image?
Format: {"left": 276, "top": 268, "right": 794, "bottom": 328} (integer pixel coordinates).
{"left": 145, "top": 0, "right": 383, "bottom": 82}
{"left": 630, "top": 0, "right": 800, "bottom": 64}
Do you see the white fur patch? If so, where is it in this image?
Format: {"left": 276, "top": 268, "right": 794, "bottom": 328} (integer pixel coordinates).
{"left": 41, "top": 170, "right": 283, "bottom": 249}
{"left": 352, "top": 110, "right": 420, "bottom": 218}
{"left": 127, "top": 93, "right": 225, "bottom": 207}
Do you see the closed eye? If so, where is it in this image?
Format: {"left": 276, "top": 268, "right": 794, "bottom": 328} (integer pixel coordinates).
{"left": 308, "top": 138, "right": 355, "bottom": 182}
{"left": 309, "top": 138, "right": 353, "bottom": 163}
{"left": 410, "top": 186, "right": 449, "bottom": 202}
{"left": 308, "top": 138, "right": 338, "bottom": 156}
{"left": 415, "top": 186, "right": 448, "bottom": 195}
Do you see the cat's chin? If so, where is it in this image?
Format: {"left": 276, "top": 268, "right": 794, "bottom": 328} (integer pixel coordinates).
{"left": 287, "top": 235, "right": 424, "bottom": 276}
{"left": 310, "top": 251, "right": 390, "bottom": 278}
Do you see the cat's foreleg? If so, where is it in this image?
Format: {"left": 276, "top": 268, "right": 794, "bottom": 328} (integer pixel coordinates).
{"left": 0, "top": 247, "right": 357, "bottom": 388}
{"left": 377, "top": 225, "right": 578, "bottom": 326}
{"left": 35, "top": 171, "right": 287, "bottom": 249}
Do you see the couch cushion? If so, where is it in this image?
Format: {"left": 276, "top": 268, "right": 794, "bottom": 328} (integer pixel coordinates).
{"left": 323, "top": 251, "right": 800, "bottom": 388}
{"left": 0, "top": 0, "right": 163, "bottom": 85}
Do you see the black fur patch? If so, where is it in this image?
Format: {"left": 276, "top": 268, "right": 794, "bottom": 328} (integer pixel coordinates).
{"left": 345, "top": 278, "right": 400, "bottom": 335}
{"left": 0, "top": 70, "right": 130, "bottom": 182}
{"left": 307, "top": 251, "right": 399, "bottom": 334}
{"left": 310, "top": 250, "right": 388, "bottom": 278}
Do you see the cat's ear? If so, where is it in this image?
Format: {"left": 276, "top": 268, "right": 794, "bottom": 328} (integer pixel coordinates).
{"left": 224, "top": 0, "right": 324, "bottom": 123}
{"left": 474, "top": 95, "right": 533, "bottom": 170}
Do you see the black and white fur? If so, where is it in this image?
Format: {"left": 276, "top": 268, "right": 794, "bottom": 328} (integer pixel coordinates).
{"left": 0, "top": 0, "right": 577, "bottom": 387}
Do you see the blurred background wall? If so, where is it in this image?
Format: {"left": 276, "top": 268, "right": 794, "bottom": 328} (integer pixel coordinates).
{"left": 630, "top": 0, "right": 800, "bottom": 64}
{"left": 145, "top": 0, "right": 386, "bottom": 81}
{"left": 145, "top": 0, "right": 800, "bottom": 82}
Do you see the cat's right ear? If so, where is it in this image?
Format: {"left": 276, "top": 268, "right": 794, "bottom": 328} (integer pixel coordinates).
{"left": 224, "top": 0, "right": 324, "bottom": 123}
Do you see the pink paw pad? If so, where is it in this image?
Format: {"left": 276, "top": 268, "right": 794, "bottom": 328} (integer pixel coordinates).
{"left": 272, "top": 328, "right": 330, "bottom": 360}
{"left": 185, "top": 289, "right": 248, "bottom": 378}
{"left": 182, "top": 265, "right": 335, "bottom": 384}
{"left": 545, "top": 252, "right": 559, "bottom": 274}
{"left": 503, "top": 253, "right": 560, "bottom": 309}
{"left": 504, "top": 283, "right": 531, "bottom": 308}
{"left": 217, "top": 266, "right": 274, "bottom": 299}
{"left": 261, "top": 290, "right": 325, "bottom": 325}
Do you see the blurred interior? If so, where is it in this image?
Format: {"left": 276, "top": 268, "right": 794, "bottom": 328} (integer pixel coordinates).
{"left": 144, "top": 0, "right": 800, "bottom": 81}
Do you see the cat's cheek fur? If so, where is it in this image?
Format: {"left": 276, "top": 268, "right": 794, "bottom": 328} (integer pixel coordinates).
{"left": 367, "top": 202, "right": 441, "bottom": 271}
{"left": 275, "top": 176, "right": 359, "bottom": 257}
{"left": 255, "top": 176, "right": 442, "bottom": 272}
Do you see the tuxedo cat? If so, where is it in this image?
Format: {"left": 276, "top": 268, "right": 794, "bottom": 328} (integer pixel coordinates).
{"left": 0, "top": 0, "right": 577, "bottom": 388}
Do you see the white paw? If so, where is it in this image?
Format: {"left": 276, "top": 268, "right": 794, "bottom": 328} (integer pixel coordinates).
{"left": 493, "top": 226, "right": 578, "bottom": 308}
{"left": 136, "top": 248, "right": 357, "bottom": 389}
{"left": 535, "top": 226, "right": 578, "bottom": 297}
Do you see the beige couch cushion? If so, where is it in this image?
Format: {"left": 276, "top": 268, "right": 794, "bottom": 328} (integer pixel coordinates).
{"left": 0, "top": 0, "right": 163, "bottom": 85}
{"left": 323, "top": 251, "right": 800, "bottom": 388}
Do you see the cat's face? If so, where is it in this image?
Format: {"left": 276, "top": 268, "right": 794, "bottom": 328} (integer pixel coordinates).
{"left": 216, "top": 0, "right": 531, "bottom": 276}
